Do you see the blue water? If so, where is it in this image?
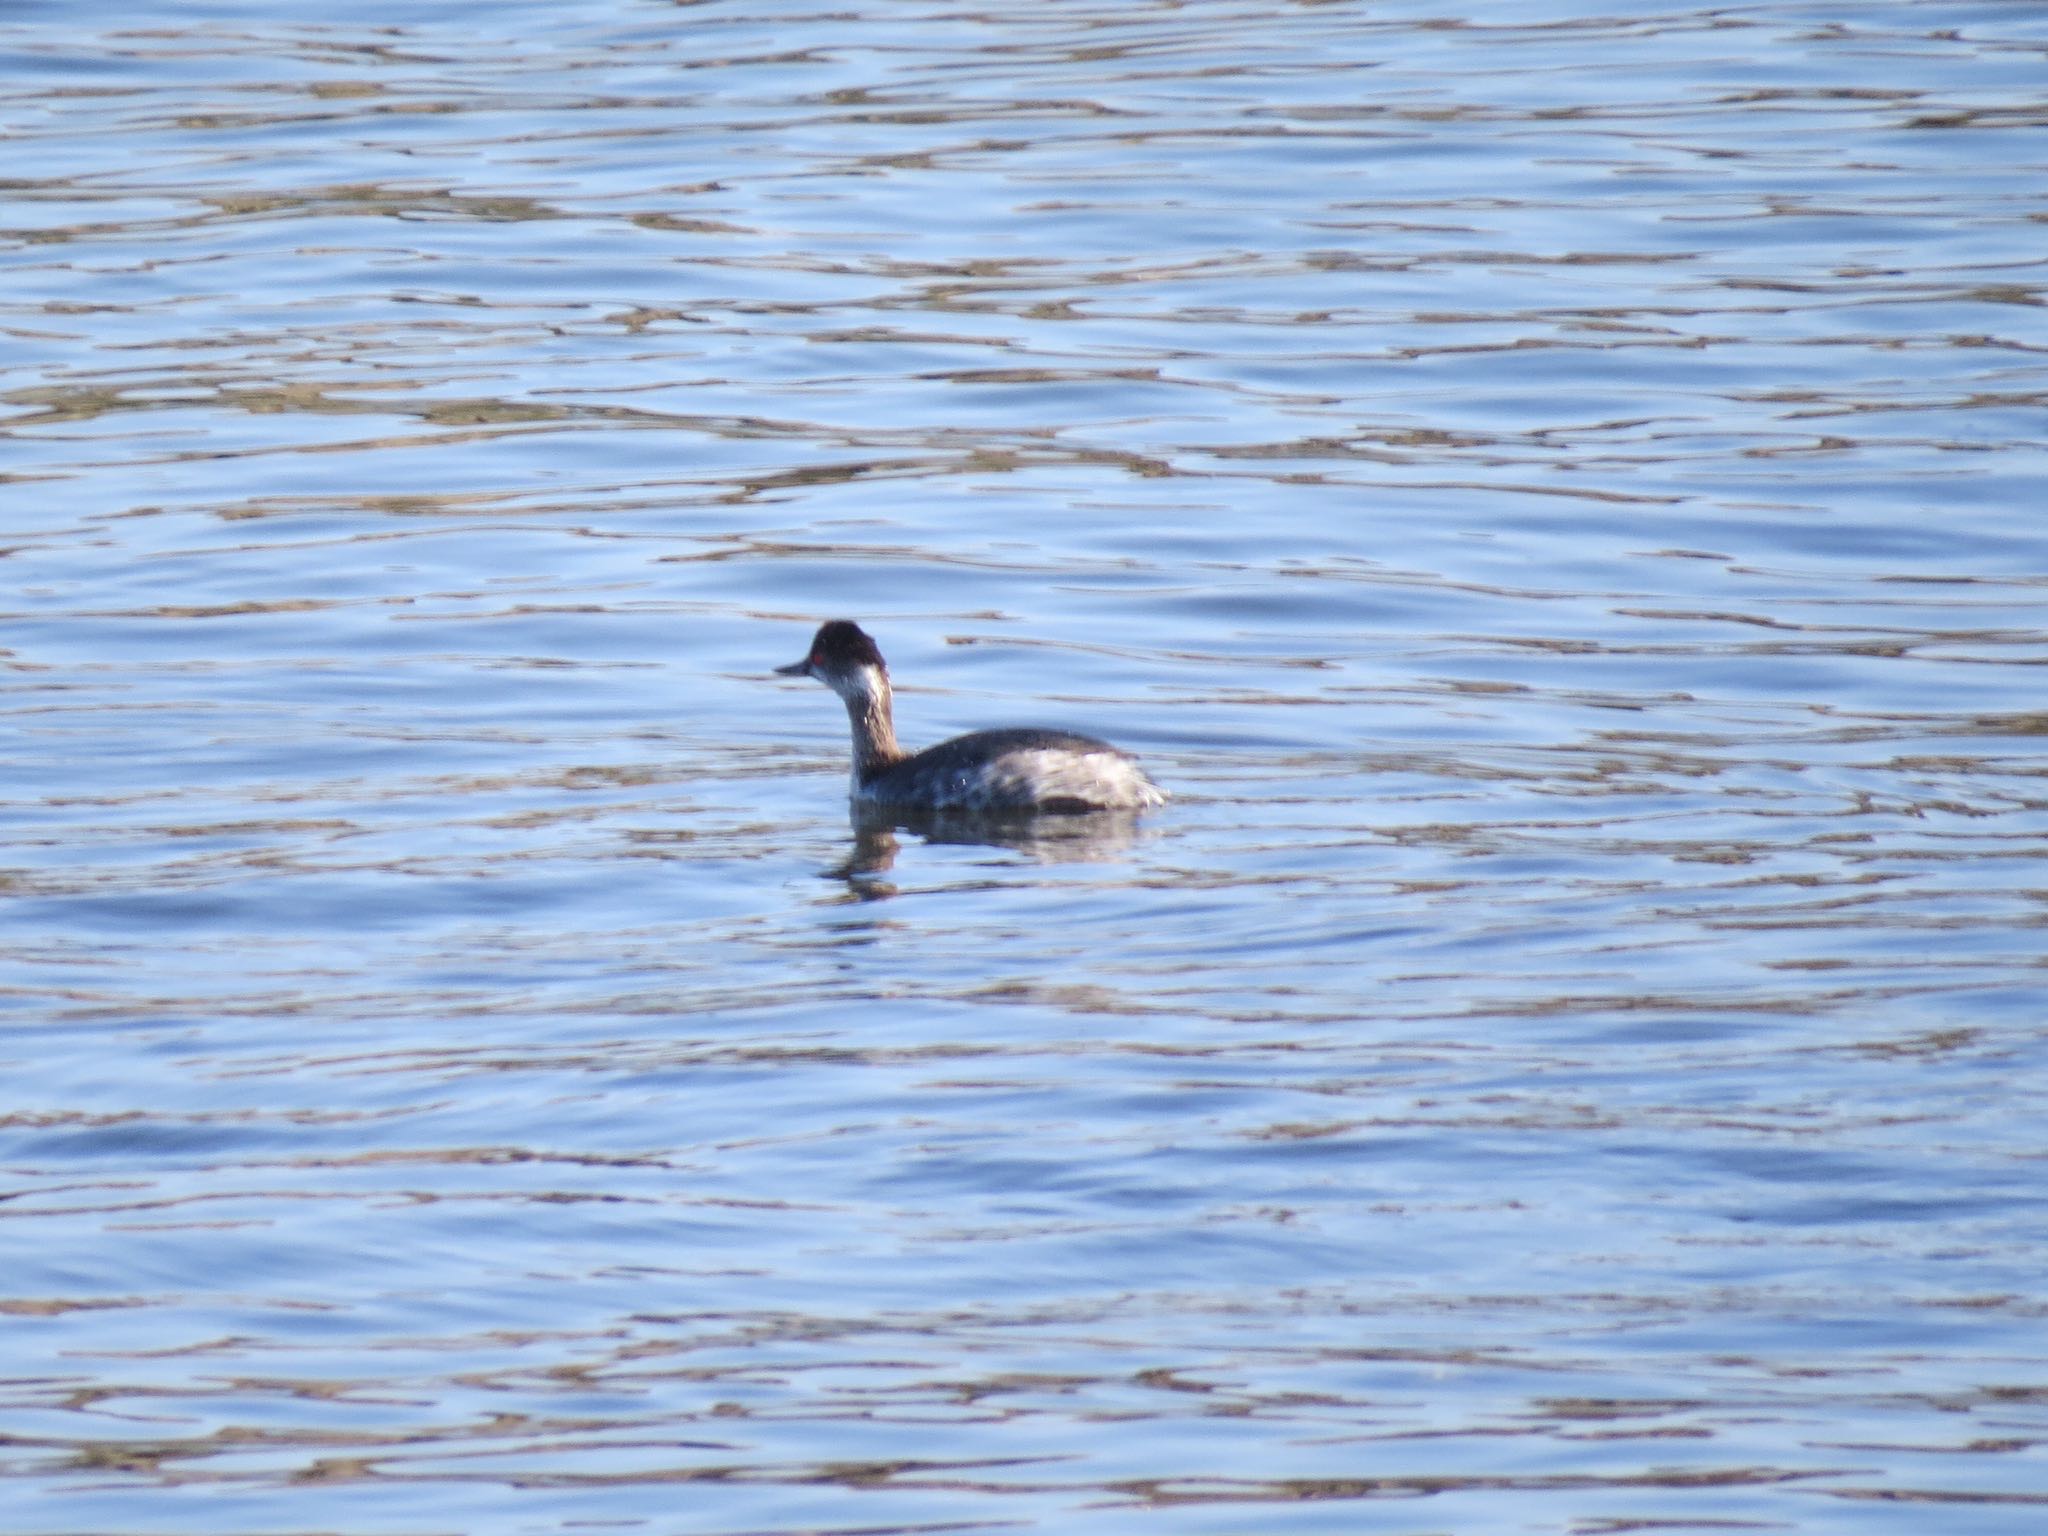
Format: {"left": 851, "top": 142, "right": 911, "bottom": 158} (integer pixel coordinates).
{"left": 3, "top": 2, "right": 2047, "bottom": 1532}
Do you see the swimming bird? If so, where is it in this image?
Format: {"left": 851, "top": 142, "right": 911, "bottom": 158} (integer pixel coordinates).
{"left": 775, "top": 620, "right": 1166, "bottom": 813}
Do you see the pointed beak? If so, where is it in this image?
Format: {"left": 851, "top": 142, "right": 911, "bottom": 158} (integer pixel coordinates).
{"left": 775, "top": 656, "right": 814, "bottom": 678}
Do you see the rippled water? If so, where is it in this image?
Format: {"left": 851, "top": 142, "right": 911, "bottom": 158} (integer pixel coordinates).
{"left": 5, "top": 2, "right": 2048, "bottom": 1532}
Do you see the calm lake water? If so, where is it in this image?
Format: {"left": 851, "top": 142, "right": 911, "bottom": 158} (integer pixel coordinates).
{"left": 4, "top": 2, "right": 2047, "bottom": 1532}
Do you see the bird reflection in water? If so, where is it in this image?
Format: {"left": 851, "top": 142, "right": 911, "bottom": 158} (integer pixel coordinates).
{"left": 828, "top": 801, "right": 1153, "bottom": 884}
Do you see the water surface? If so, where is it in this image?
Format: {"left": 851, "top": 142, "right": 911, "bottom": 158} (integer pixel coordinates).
{"left": 4, "top": 2, "right": 2047, "bottom": 1533}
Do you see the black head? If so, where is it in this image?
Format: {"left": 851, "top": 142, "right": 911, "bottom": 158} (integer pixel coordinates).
{"left": 775, "top": 619, "right": 888, "bottom": 681}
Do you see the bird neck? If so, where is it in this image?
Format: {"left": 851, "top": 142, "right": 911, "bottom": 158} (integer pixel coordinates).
{"left": 837, "top": 666, "right": 905, "bottom": 780}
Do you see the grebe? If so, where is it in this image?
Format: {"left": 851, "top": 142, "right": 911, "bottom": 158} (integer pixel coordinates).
{"left": 775, "top": 620, "right": 1166, "bottom": 814}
